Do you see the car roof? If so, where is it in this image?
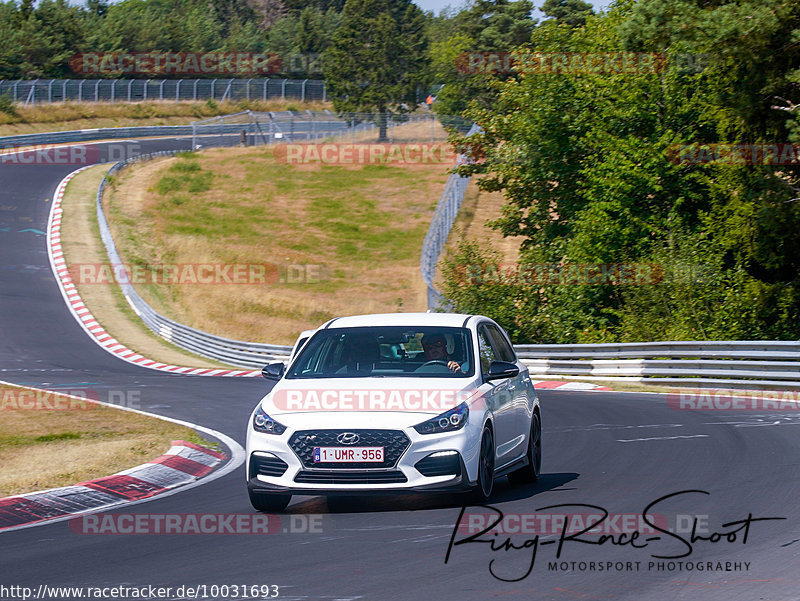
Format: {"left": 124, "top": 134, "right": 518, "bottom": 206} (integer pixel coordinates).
{"left": 323, "top": 312, "right": 480, "bottom": 329}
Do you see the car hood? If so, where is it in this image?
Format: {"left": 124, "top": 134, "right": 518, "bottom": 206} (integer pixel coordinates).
{"left": 258, "top": 376, "right": 482, "bottom": 427}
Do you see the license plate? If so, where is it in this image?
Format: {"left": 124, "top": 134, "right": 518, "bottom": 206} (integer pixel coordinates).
{"left": 313, "top": 447, "right": 384, "bottom": 463}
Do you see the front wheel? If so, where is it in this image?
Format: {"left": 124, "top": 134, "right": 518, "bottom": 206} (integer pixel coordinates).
{"left": 470, "top": 427, "right": 495, "bottom": 502}
{"left": 248, "top": 489, "right": 291, "bottom": 512}
{"left": 508, "top": 411, "right": 541, "bottom": 485}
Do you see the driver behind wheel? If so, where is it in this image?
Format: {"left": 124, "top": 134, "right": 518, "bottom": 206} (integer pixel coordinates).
{"left": 421, "top": 333, "right": 464, "bottom": 373}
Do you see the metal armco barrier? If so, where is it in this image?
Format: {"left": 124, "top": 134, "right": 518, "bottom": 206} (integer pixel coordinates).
{"left": 516, "top": 341, "right": 800, "bottom": 390}
{"left": 0, "top": 79, "right": 326, "bottom": 105}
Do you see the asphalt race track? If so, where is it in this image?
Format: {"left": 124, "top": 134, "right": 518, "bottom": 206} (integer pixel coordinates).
{"left": 1, "top": 138, "right": 799, "bottom": 600}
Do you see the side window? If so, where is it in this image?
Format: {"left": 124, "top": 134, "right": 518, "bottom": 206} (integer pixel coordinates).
{"left": 487, "top": 324, "right": 516, "bottom": 363}
{"left": 477, "top": 326, "right": 496, "bottom": 374}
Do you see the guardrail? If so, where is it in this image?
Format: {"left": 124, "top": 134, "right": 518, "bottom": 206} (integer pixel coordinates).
{"left": 0, "top": 124, "right": 261, "bottom": 150}
{"left": 516, "top": 341, "right": 800, "bottom": 390}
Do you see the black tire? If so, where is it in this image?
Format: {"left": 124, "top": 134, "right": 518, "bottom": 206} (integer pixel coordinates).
{"left": 508, "top": 411, "right": 541, "bottom": 485}
{"left": 248, "top": 489, "right": 291, "bottom": 512}
{"left": 471, "top": 427, "right": 495, "bottom": 502}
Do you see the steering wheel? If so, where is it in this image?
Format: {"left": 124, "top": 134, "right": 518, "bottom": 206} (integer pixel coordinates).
{"left": 420, "top": 360, "right": 450, "bottom": 368}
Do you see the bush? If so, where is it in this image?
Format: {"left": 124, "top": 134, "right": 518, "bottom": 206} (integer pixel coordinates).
{"left": 0, "top": 93, "right": 18, "bottom": 117}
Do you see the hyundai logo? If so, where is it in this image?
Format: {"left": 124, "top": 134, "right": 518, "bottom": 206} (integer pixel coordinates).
{"left": 336, "top": 432, "right": 360, "bottom": 445}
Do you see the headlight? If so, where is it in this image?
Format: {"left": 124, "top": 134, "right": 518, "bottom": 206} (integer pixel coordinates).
{"left": 252, "top": 405, "right": 287, "bottom": 435}
{"left": 413, "top": 402, "right": 468, "bottom": 435}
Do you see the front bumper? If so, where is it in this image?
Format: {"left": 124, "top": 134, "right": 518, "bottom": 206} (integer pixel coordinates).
{"left": 246, "top": 423, "right": 481, "bottom": 495}
{"left": 246, "top": 454, "right": 472, "bottom": 496}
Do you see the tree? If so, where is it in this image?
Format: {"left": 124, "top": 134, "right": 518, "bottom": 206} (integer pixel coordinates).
{"left": 248, "top": 0, "right": 285, "bottom": 30}
{"left": 322, "top": 0, "right": 428, "bottom": 141}
{"left": 427, "top": 0, "right": 535, "bottom": 119}
{"left": 541, "top": 0, "right": 593, "bottom": 28}
{"left": 443, "top": 0, "right": 800, "bottom": 342}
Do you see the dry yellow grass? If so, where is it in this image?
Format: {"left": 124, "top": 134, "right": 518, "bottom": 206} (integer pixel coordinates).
{"left": 60, "top": 164, "right": 229, "bottom": 368}
{"left": 0, "top": 384, "right": 210, "bottom": 497}
{"left": 437, "top": 179, "right": 523, "bottom": 290}
{"left": 104, "top": 123, "right": 453, "bottom": 344}
{"left": 0, "top": 99, "right": 332, "bottom": 136}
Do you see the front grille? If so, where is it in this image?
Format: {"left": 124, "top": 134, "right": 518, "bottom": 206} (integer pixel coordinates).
{"left": 289, "top": 429, "right": 410, "bottom": 469}
{"left": 294, "top": 470, "right": 408, "bottom": 484}
{"left": 250, "top": 454, "right": 289, "bottom": 478}
{"left": 415, "top": 453, "right": 462, "bottom": 477}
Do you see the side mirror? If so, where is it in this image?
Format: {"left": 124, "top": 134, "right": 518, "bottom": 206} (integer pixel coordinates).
{"left": 486, "top": 360, "right": 519, "bottom": 381}
{"left": 262, "top": 362, "right": 285, "bottom": 381}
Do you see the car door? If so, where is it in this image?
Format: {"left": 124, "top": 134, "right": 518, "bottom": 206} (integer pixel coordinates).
{"left": 486, "top": 323, "right": 531, "bottom": 452}
{"left": 477, "top": 323, "right": 519, "bottom": 466}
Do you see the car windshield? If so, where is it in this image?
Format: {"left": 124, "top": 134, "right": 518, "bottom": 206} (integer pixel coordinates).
{"left": 286, "top": 326, "right": 474, "bottom": 378}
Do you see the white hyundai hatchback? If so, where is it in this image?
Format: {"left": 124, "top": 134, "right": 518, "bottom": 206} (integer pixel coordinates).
{"left": 246, "top": 312, "right": 541, "bottom": 511}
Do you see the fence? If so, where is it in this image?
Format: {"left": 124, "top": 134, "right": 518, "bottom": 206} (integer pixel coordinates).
{"left": 0, "top": 79, "right": 326, "bottom": 105}
{"left": 420, "top": 122, "right": 479, "bottom": 309}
